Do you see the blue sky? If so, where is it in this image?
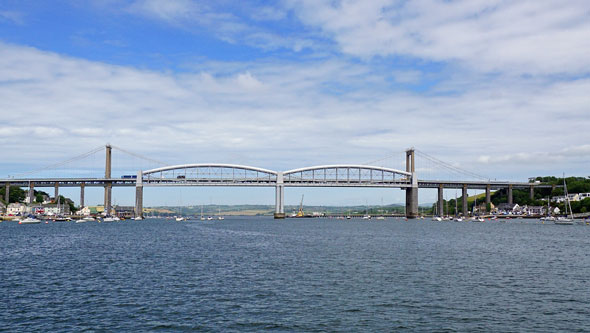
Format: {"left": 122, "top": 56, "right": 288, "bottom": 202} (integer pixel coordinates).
{"left": 1, "top": 0, "right": 590, "bottom": 207}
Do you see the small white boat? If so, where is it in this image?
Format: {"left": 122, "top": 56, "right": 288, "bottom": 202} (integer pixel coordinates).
{"left": 217, "top": 216, "right": 225, "bottom": 220}
{"left": 134, "top": 216, "right": 144, "bottom": 221}
{"left": 376, "top": 216, "right": 385, "bottom": 220}
{"left": 554, "top": 217, "right": 573, "bottom": 225}
{"left": 362, "top": 215, "right": 371, "bottom": 220}
{"left": 175, "top": 216, "right": 186, "bottom": 222}
{"left": 432, "top": 217, "right": 442, "bottom": 222}
{"left": 102, "top": 216, "right": 116, "bottom": 222}
{"left": 207, "top": 216, "right": 213, "bottom": 221}
{"left": 19, "top": 216, "right": 41, "bottom": 224}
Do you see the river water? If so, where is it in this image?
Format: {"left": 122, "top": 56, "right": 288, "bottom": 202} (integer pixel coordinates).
{"left": 1, "top": 217, "right": 590, "bottom": 332}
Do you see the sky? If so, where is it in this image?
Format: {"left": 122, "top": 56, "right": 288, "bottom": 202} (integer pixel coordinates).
{"left": 1, "top": 0, "right": 590, "bottom": 207}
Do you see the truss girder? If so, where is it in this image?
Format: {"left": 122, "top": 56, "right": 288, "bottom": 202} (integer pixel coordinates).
{"left": 282, "top": 165, "right": 412, "bottom": 187}
{"left": 143, "top": 164, "right": 278, "bottom": 186}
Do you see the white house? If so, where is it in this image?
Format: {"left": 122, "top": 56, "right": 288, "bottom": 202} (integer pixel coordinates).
{"left": 7, "top": 203, "right": 27, "bottom": 215}
{"left": 44, "top": 204, "right": 70, "bottom": 216}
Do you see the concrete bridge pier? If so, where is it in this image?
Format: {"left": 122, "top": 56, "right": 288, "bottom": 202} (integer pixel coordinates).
{"left": 80, "top": 182, "right": 85, "bottom": 208}
{"left": 4, "top": 182, "right": 9, "bottom": 204}
{"left": 28, "top": 182, "right": 35, "bottom": 204}
{"left": 54, "top": 182, "right": 59, "bottom": 201}
{"left": 437, "top": 184, "right": 444, "bottom": 217}
{"left": 405, "top": 149, "right": 418, "bottom": 218}
{"left": 462, "top": 184, "right": 468, "bottom": 216}
{"left": 274, "top": 172, "right": 285, "bottom": 219}
{"left": 485, "top": 184, "right": 491, "bottom": 212}
{"left": 135, "top": 171, "right": 143, "bottom": 218}
{"left": 508, "top": 184, "right": 513, "bottom": 206}
{"left": 529, "top": 185, "right": 535, "bottom": 200}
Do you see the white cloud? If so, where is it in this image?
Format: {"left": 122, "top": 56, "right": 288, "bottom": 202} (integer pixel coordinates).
{"left": 288, "top": 0, "right": 590, "bottom": 75}
{"left": 1, "top": 41, "right": 590, "bottom": 182}
{"left": 0, "top": 11, "right": 25, "bottom": 25}
{"left": 127, "top": 0, "right": 198, "bottom": 22}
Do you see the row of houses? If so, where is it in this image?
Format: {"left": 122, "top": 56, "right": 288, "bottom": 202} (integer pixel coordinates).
{"left": 551, "top": 193, "right": 590, "bottom": 203}
{"left": 2, "top": 203, "right": 135, "bottom": 218}
{"left": 3, "top": 202, "right": 71, "bottom": 216}
{"left": 494, "top": 203, "right": 557, "bottom": 216}
{"left": 469, "top": 203, "right": 553, "bottom": 216}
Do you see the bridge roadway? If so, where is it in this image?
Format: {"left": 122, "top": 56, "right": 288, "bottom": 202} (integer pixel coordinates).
{"left": 1, "top": 146, "right": 557, "bottom": 219}
{"left": 0, "top": 177, "right": 545, "bottom": 189}
{"left": 0, "top": 176, "right": 554, "bottom": 220}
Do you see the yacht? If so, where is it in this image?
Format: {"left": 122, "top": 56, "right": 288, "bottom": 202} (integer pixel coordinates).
{"left": 19, "top": 216, "right": 41, "bottom": 224}
{"left": 556, "top": 175, "right": 574, "bottom": 225}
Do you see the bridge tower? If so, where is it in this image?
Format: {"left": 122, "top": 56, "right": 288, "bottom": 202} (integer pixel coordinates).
{"left": 104, "top": 144, "right": 112, "bottom": 216}
{"left": 405, "top": 148, "right": 418, "bottom": 218}
{"left": 135, "top": 171, "right": 143, "bottom": 218}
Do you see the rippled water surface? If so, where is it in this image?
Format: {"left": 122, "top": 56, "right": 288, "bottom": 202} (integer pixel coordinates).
{"left": 2, "top": 217, "right": 590, "bottom": 332}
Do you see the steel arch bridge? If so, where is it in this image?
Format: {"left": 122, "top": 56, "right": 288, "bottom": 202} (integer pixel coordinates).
{"left": 135, "top": 163, "right": 415, "bottom": 218}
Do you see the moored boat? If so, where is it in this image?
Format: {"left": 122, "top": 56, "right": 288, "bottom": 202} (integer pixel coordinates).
{"left": 19, "top": 216, "right": 41, "bottom": 224}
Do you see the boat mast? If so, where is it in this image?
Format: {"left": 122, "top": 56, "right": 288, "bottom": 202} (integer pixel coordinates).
{"left": 564, "top": 174, "right": 573, "bottom": 219}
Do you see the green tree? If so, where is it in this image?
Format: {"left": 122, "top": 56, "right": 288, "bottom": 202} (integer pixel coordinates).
{"left": 0, "top": 186, "right": 26, "bottom": 204}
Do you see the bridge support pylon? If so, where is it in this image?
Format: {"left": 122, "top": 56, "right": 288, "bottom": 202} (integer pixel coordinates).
{"left": 28, "top": 182, "right": 35, "bottom": 204}
{"left": 405, "top": 148, "right": 418, "bottom": 218}
{"left": 104, "top": 144, "right": 112, "bottom": 216}
{"left": 462, "top": 184, "right": 468, "bottom": 216}
{"left": 4, "top": 182, "right": 9, "bottom": 204}
{"left": 485, "top": 184, "right": 491, "bottom": 212}
{"left": 80, "top": 182, "right": 85, "bottom": 208}
{"left": 437, "top": 184, "right": 444, "bottom": 217}
{"left": 508, "top": 184, "right": 513, "bottom": 206}
{"left": 135, "top": 171, "right": 143, "bottom": 218}
{"left": 274, "top": 172, "right": 285, "bottom": 219}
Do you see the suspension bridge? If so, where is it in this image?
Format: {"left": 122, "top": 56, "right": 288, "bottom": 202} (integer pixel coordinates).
{"left": 0, "top": 145, "right": 554, "bottom": 219}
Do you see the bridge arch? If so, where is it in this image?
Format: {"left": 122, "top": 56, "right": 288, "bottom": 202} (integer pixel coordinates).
{"left": 143, "top": 164, "right": 278, "bottom": 186}
{"left": 282, "top": 164, "right": 412, "bottom": 187}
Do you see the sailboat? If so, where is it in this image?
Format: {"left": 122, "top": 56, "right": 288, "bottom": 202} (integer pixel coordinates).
{"left": 200, "top": 205, "right": 205, "bottom": 220}
{"left": 555, "top": 176, "right": 574, "bottom": 225}
{"left": 454, "top": 191, "right": 463, "bottom": 221}
{"left": 217, "top": 208, "right": 224, "bottom": 220}
{"left": 470, "top": 192, "right": 484, "bottom": 222}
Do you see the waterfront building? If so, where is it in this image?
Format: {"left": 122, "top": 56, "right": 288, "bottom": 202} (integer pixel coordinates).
{"left": 80, "top": 205, "right": 105, "bottom": 216}
{"left": 7, "top": 203, "right": 27, "bottom": 215}
{"left": 43, "top": 204, "right": 71, "bottom": 216}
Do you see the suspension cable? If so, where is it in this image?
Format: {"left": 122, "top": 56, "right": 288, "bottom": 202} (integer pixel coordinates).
{"left": 11, "top": 145, "right": 105, "bottom": 177}
{"left": 110, "top": 145, "right": 168, "bottom": 166}
{"left": 415, "top": 149, "right": 489, "bottom": 180}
